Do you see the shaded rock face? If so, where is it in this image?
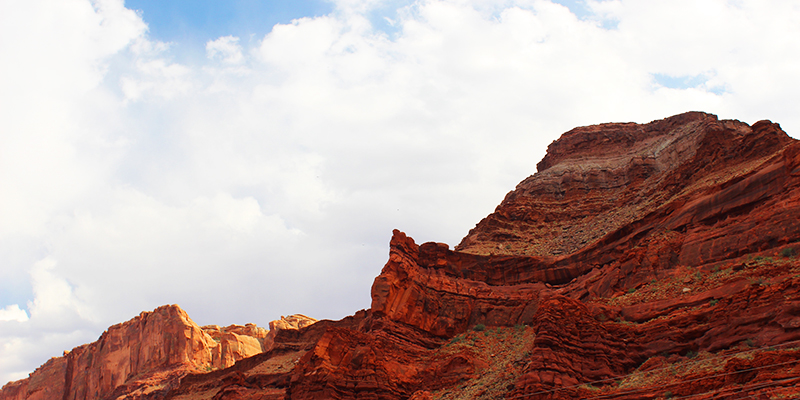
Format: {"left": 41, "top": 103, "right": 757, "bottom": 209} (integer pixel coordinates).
{"left": 370, "top": 230, "right": 546, "bottom": 337}
{"left": 5, "top": 111, "right": 800, "bottom": 399}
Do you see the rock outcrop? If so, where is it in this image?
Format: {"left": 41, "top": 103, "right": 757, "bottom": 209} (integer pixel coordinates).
{"left": 0, "top": 306, "right": 306, "bottom": 400}
{"left": 305, "top": 112, "right": 800, "bottom": 399}
{"left": 4, "top": 111, "right": 800, "bottom": 399}
{"left": 201, "top": 323, "right": 270, "bottom": 369}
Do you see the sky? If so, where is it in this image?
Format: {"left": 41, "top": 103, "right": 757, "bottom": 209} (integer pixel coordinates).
{"left": 1, "top": 0, "right": 800, "bottom": 385}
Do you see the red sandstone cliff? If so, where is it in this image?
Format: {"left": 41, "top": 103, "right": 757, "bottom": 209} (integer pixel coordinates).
{"left": 4, "top": 111, "right": 800, "bottom": 399}
{"left": 288, "top": 112, "right": 800, "bottom": 399}
{"left": 293, "top": 112, "right": 800, "bottom": 399}
{"left": 0, "top": 306, "right": 315, "bottom": 400}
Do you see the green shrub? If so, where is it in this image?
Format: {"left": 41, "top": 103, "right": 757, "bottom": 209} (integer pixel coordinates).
{"left": 709, "top": 299, "right": 718, "bottom": 306}
{"left": 781, "top": 247, "right": 796, "bottom": 258}
{"left": 627, "top": 287, "right": 636, "bottom": 294}
{"left": 473, "top": 323, "right": 486, "bottom": 332}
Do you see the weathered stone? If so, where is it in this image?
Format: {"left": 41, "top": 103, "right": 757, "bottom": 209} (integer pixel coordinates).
{"left": 5, "top": 112, "right": 800, "bottom": 400}
{"left": 0, "top": 305, "right": 271, "bottom": 400}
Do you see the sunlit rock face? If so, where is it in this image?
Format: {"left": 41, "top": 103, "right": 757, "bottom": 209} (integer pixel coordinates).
{"left": 0, "top": 305, "right": 274, "bottom": 400}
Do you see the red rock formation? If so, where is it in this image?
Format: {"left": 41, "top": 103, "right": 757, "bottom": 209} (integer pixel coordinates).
{"left": 202, "top": 323, "right": 270, "bottom": 369}
{"left": 165, "top": 316, "right": 354, "bottom": 400}
{"left": 0, "top": 305, "right": 272, "bottom": 400}
{"left": 322, "top": 112, "right": 800, "bottom": 399}
{"left": 4, "top": 112, "right": 800, "bottom": 400}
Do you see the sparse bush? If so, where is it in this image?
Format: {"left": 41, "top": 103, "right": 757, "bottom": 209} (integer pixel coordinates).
{"left": 473, "top": 323, "right": 486, "bottom": 332}
{"left": 710, "top": 299, "right": 719, "bottom": 306}
{"left": 450, "top": 336, "right": 463, "bottom": 345}
{"left": 664, "top": 391, "right": 673, "bottom": 399}
{"left": 627, "top": 287, "right": 636, "bottom": 294}
{"left": 781, "top": 247, "right": 796, "bottom": 258}
{"left": 745, "top": 338, "right": 756, "bottom": 348}
{"left": 686, "top": 350, "right": 697, "bottom": 359}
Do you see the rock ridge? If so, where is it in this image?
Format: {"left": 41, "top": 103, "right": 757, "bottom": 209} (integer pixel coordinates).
{"left": 3, "top": 111, "right": 800, "bottom": 399}
{"left": 0, "top": 306, "right": 316, "bottom": 400}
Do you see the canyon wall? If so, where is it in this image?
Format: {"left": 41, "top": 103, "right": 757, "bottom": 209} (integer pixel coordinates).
{"left": 4, "top": 112, "right": 800, "bottom": 399}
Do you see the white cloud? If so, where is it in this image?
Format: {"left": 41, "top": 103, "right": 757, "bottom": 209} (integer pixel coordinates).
{"left": 0, "top": 0, "right": 145, "bottom": 240}
{"left": 26, "top": 257, "right": 94, "bottom": 325}
{"left": 0, "top": 306, "right": 28, "bottom": 323}
{"left": 3, "top": 0, "right": 800, "bottom": 386}
{"left": 206, "top": 35, "right": 245, "bottom": 64}
{"left": 0, "top": 258, "right": 100, "bottom": 385}
{"left": 120, "top": 58, "right": 194, "bottom": 101}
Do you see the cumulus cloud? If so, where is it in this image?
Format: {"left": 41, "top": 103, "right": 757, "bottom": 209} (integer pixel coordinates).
{"left": 0, "top": 306, "right": 28, "bottom": 323}
{"left": 0, "top": 257, "right": 101, "bottom": 384}
{"left": 206, "top": 35, "right": 245, "bottom": 64}
{"left": 27, "top": 258, "right": 95, "bottom": 326}
{"left": 2, "top": 0, "right": 800, "bottom": 386}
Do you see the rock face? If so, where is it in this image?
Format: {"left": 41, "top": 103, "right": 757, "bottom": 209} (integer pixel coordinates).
{"left": 4, "top": 111, "right": 800, "bottom": 399}
{"left": 0, "top": 306, "right": 304, "bottom": 400}
{"left": 202, "top": 323, "right": 270, "bottom": 369}
{"left": 293, "top": 112, "right": 800, "bottom": 399}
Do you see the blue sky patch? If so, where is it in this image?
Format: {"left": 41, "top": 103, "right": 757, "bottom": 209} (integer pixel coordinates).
{"left": 366, "top": 0, "right": 417, "bottom": 39}
{"left": 653, "top": 73, "right": 727, "bottom": 94}
{"left": 126, "top": 0, "right": 333, "bottom": 54}
{"left": 552, "top": 0, "right": 591, "bottom": 19}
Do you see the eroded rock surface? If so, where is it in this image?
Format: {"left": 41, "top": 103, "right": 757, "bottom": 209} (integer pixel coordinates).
{"left": 0, "top": 305, "right": 274, "bottom": 400}
{"left": 4, "top": 112, "right": 800, "bottom": 399}
{"left": 290, "top": 112, "right": 800, "bottom": 399}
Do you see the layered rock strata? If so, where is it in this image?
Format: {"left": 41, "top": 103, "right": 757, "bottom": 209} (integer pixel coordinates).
{"left": 287, "top": 112, "right": 800, "bottom": 399}
{"left": 4, "top": 112, "right": 800, "bottom": 399}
